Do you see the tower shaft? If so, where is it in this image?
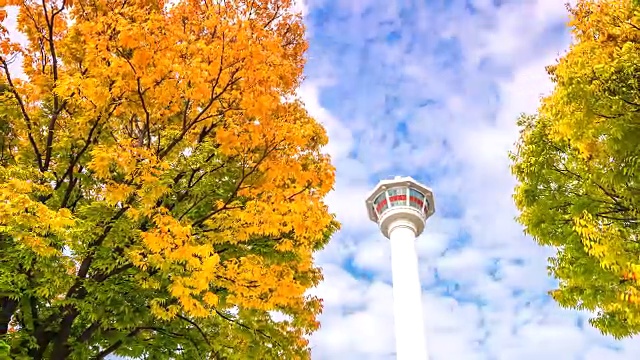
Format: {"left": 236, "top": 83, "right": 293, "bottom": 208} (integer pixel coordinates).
{"left": 388, "top": 219, "right": 428, "bottom": 360}
{"left": 365, "top": 176, "right": 435, "bottom": 360}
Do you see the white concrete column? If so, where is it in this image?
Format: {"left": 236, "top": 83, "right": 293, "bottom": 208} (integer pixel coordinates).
{"left": 388, "top": 219, "right": 428, "bottom": 360}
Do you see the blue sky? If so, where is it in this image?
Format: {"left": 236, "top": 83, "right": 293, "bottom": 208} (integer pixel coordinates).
{"left": 294, "top": 0, "right": 640, "bottom": 359}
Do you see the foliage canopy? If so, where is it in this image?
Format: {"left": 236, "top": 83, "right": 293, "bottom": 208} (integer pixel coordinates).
{"left": 0, "top": 0, "right": 338, "bottom": 358}
{"left": 511, "top": 0, "right": 640, "bottom": 339}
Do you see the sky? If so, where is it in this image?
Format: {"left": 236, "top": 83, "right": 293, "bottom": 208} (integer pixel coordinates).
{"left": 3, "top": 1, "right": 640, "bottom": 359}
{"left": 292, "top": 0, "right": 640, "bottom": 359}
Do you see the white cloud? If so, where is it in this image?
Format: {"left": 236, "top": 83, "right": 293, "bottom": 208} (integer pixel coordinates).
{"left": 311, "top": 271, "right": 396, "bottom": 359}
{"left": 292, "top": 0, "right": 310, "bottom": 17}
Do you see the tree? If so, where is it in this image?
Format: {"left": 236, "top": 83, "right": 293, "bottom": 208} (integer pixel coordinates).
{"left": 511, "top": 0, "right": 640, "bottom": 339}
{"left": 0, "top": 0, "right": 338, "bottom": 359}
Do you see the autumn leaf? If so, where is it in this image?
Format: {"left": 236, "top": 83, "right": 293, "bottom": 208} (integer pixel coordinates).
{"left": 0, "top": 0, "right": 338, "bottom": 359}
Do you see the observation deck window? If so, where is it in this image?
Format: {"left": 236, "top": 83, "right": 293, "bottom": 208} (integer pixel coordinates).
{"left": 409, "top": 188, "right": 425, "bottom": 211}
{"left": 387, "top": 187, "right": 407, "bottom": 207}
{"left": 373, "top": 192, "right": 388, "bottom": 214}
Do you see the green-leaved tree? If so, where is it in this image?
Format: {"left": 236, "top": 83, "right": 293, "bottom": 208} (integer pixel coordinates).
{"left": 511, "top": 0, "right": 640, "bottom": 339}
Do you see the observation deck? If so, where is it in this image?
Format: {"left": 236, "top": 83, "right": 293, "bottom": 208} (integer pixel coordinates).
{"left": 365, "top": 176, "right": 436, "bottom": 238}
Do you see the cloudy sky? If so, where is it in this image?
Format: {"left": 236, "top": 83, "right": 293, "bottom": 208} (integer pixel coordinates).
{"left": 4, "top": 0, "right": 640, "bottom": 359}
{"left": 294, "top": 0, "right": 640, "bottom": 359}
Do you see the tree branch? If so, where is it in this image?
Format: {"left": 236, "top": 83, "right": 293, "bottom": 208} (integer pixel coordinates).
{"left": 191, "top": 144, "right": 277, "bottom": 227}
{"left": 176, "top": 314, "right": 211, "bottom": 347}
{"left": 0, "top": 58, "right": 44, "bottom": 170}
{"left": 42, "top": 0, "right": 66, "bottom": 171}
{"left": 214, "top": 309, "right": 281, "bottom": 348}
{"left": 94, "top": 328, "right": 142, "bottom": 360}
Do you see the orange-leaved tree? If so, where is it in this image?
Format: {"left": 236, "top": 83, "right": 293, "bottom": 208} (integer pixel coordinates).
{"left": 0, "top": 0, "right": 338, "bottom": 359}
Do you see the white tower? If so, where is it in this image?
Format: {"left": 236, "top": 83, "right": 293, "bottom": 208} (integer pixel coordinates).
{"left": 365, "top": 176, "right": 435, "bottom": 360}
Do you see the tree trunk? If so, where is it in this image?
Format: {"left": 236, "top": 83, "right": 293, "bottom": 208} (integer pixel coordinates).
{"left": 0, "top": 297, "right": 17, "bottom": 335}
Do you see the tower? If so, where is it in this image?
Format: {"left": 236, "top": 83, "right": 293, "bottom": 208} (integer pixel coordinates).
{"left": 365, "top": 176, "right": 435, "bottom": 360}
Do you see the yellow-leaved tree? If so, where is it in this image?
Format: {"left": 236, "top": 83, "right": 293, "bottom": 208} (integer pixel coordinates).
{"left": 0, "top": 1, "right": 338, "bottom": 359}
{"left": 511, "top": 0, "right": 640, "bottom": 339}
